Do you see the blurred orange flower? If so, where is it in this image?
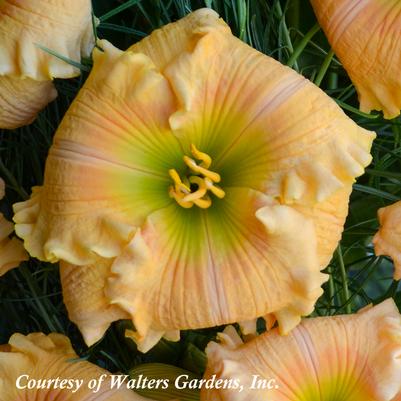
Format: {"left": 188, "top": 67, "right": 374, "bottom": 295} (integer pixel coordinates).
{"left": 0, "top": 0, "right": 95, "bottom": 129}
{"left": 14, "top": 9, "right": 375, "bottom": 351}
{"left": 311, "top": 0, "right": 401, "bottom": 119}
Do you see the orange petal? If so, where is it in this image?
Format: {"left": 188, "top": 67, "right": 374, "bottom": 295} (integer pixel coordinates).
{"left": 0, "top": 75, "right": 57, "bottom": 129}
{"left": 373, "top": 201, "right": 401, "bottom": 280}
{"left": 129, "top": 8, "right": 229, "bottom": 71}
{"left": 294, "top": 185, "right": 352, "bottom": 268}
{"left": 105, "top": 188, "right": 326, "bottom": 352}
{"left": 162, "top": 11, "right": 375, "bottom": 205}
{"left": 13, "top": 41, "right": 183, "bottom": 264}
{"left": 0, "top": 332, "right": 155, "bottom": 400}
{"left": 0, "top": 0, "right": 94, "bottom": 80}
{"left": 311, "top": 0, "right": 401, "bottom": 119}
{"left": 0, "top": 0, "right": 94, "bottom": 129}
{"left": 203, "top": 300, "right": 401, "bottom": 401}
{"left": 60, "top": 260, "right": 129, "bottom": 346}
{"left": 0, "top": 178, "right": 28, "bottom": 276}
{"left": 12, "top": 9, "right": 373, "bottom": 347}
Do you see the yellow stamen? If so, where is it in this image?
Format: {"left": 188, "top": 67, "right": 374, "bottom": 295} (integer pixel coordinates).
{"left": 183, "top": 176, "right": 207, "bottom": 202}
{"left": 169, "top": 187, "right": 193, "bottom": 208}
{"left": 183, "top": 156, "right": 221, "bottom": 183}
{"left": 169, "top": 145, "right": 225, "bottom": 209}
{"left": 205, "top": 177, "right": 226, "bottom": 199}
{"left": 190, "top": 143, "right": 212, "bottom": 169}
{"left": 169, "top": 169, "right": 190, "bottom": 194}
{"left": 193, "top": 195, "right": 212, "bottom": 209}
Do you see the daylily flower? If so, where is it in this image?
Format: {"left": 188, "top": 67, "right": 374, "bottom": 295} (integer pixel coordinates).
{"left": 14, "top": 9, "right": 375, "bottom": 351}
{"left": 310, "top": 0, "right": 401, "bottom": 119}
{"left": 0, "top": 0, "right": 95, "bottom": 129}
{"left": 203, "top": 299, "right": 401, "bottom": 401}
{"left": 0, "top": 178, "right": 28, "bottom": 276}
{"left": 0, "top": 332, "right": 156, "bottom": 400}
{"left": 373, "top": 201, "right": 401, "bottom": 280}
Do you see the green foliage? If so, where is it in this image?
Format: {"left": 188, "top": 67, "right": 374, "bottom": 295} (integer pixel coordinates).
{"left": 0, "top": 0, "right": 400, "bottom": 385}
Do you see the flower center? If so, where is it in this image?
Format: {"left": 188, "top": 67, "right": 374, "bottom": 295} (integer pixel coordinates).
{"left": 169, "top": 144, "right": 225, "bottom": 209}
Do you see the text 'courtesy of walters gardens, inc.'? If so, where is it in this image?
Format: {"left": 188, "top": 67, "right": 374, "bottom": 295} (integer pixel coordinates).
{"left": 16, "top": 374, "right": 279, "bottom": 394}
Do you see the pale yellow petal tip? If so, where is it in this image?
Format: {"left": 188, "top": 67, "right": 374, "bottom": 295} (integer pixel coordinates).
{"left": 278, "top": 120, "right": 375, "bottom": 205}
{"left": 125, "top": 328, "right": 180, "bottom": 354}
{"left": 310, "top": 0, "right": 401, "bottom": 119}
{"left": 13, "top": 185, "right": 136, "bottom": 264}
{"left": 128, "top": 7, "right": 230, "bottom": 71}
{"left": 203, "top": 300, "right": 401, "bottom": 401}
{"left": 373, "top": 201, "right": 401, "bottom": 280}
{"left": 0, "top": 76, "right": 57, "bottom": 130}
{"left": 0, "top": 234, "right": 29, "bottom": 277}
{"left": 7, "top": 332, "right": 76, "bottom": 357}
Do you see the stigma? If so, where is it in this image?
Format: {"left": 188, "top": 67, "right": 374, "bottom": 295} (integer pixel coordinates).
{"left": 169, "top": 144, "right": 225, "bottom": 209}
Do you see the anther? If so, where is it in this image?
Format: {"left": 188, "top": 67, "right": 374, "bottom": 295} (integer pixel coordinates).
{"left": 204, "top": 177, "right": 226, "bottom": 199}
{"left": 169, "top": 187, "right": 193, "bottom": 208}
{"left": 193, "top": 194, "right": 212, "bottom": 209}
{"left": 169, "top": 145, "right": 225, "bottom": 209}
{"left": 183, "top": 156, "right": 221, "bottom": 183}
{"left": 190, "top": 144, "right": 212, "bottom": 169}
{"left": 169, "top": 169, "right": 190, "bottom": 194}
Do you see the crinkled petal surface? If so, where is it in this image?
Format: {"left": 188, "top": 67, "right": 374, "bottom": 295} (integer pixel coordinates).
{"left": 14, "top": 40, "right": 183, "bottom": 264}
{"left": 373, "top": 201, "right": 401, "bottom": 280}
{"left": 310, "top": 0, "right": 401, "bottom": 119}
{"left": 65, "top": 188, "right": 326, "bottom": 352}
{"left": 60, "top": 259, "right": 129, "bottom": 346}
{"left": 0, "top": 75, "right": 57, "bottom": 129}
{"left": 14, "top": 9, "right": 375, "bottom": 348}
{"left": 0, "top": 332, "right": 155, "bottom": 400}
{"left": 202, "top": 300, "right": 401, "bottom": 401}
{"left": 0, "top": 0, "right": 94, "bottom": 80}
{"left": 294, "top": 185, "right": 352, "bottom": 268}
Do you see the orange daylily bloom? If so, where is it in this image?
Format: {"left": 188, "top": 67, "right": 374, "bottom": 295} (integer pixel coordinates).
{"left": 373, "top": 200, "right": 401, "bottom": 280}
{"left": 0, "top": 178, "right": 28, "bottom": 276}
{"left": 14, "top": 9, "right": 375, "bottom": 351}
{"left": 203, "top": 300, "right": 401, "bottom": 401}
{"left": 310, "top": 0, "right": 401, "bottom": 119}
{"left": 0, "top": 0, "right": 95, "bottom": 129}
{"left": 0, "top": 332, "right": 156, "bottom": 400}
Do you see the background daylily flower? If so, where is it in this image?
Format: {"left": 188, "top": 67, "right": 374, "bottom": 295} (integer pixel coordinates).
{"left": 0, "top": 0, "right": 95, "bottom": 129}
{"left": 310, "top": 0, "right": 401, "bottom": 119}
{"left": 203, "top": 299, "right": 401, "bottom": 401}
{"left": 373, "top": 201, "right": 401, "bottom": 280}
{"left": 0, "top": 178, "right": 28, "bottom": 276}
{"left": 0, "top": 332, "right": 156, "bottom": 400}
{"left": 14, "top": 9, "right": 375, "bottom": 351}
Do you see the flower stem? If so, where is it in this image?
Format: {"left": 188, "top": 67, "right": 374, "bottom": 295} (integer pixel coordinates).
{"left": 274, "top": 1, "right": 299, "bottom": 70}
{"left": 336, "top": 245, "right": 351, "bottom": 314}
{"left": 287, "top": 23, "right": 320, "bottom": 68}
{"left": 326, "top": 265, "right": 335, "bottom": 315}
{"left": 314, "top": 49, "right": 335, "bottom": 87}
